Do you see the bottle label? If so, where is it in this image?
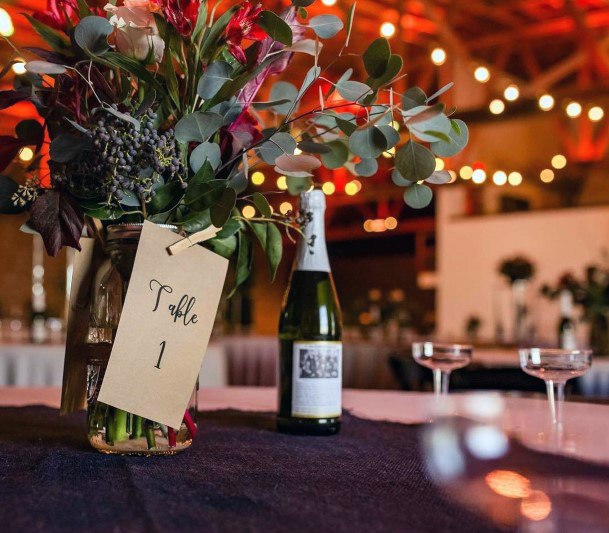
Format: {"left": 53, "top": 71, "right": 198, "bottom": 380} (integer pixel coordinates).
{"left": 561, "top": 327, "right": 577, "bottom": 350}
{"left": 291, "top": 341, "right": 342, "bottom": 418}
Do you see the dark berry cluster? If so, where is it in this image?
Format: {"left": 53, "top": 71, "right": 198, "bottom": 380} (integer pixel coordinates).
{"left": 51, "top": 107, "right": 185, "bottom": 207}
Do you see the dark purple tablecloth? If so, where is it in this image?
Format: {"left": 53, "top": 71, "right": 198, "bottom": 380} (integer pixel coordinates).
{"left": 0, "top": 406, "right": 603, "bottom": 532}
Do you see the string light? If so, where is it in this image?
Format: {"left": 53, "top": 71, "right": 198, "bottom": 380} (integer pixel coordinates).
{"left": 540, "top": 169, "right": 554, "bottom": 183}
{"left": 551, "top": 154, "right": 567, "bottom": 169}
{"left": 251, "top": 171, "right": 265, "bottom": 185}
{"left": 503, "top": 84, "right": 520, "bottom": 102}
{"left": 12, "top": 60, "right": 26, "bottom": 75}
{"left": 459, "top": 165, "right": 473, "bottom": 180}
{"left": 508, "top": 171, "right": 522, "bottom": 186}
{"left": 489, "top": 99, "right": 505, "bottom": 115}
{"left": 321, "top": 0, "right": 337, "bottom": 5}
{"left": 434, "top": 158, "right": 444, "bottom": 171}
{"left": 493, "top": 171, "right": 507, "bottom": 186}
{"left": 391, "top": 120, "right": 401, "bottom": 131}
{"left": 430, "top": 47, "right": 447, "bottom": 66}
{"left": 279, "top": 201, "right": 292, "bottom": 215}
{"left": 277, "top": 176, "right": 288, "bottom": 190}
{"left": 474, "top": 66, "right": 490, "bottom": 83}
{"left": 566, "top": 101, "right": 582, "bottom": 118}
{"left": 380, "top": 22, "right": 396, "bottom": 38}
{"left": 345, "top": 181, "right": 359, "bottom": 195}
{"left": 382, "top": 147, "right": 396, "bottom": 159}
{"left": 322, "top": 182, "right": 335, "bottom": 195}
{"left": 242, "top": 205, "right": 256, "bottom": 219}
{"left": 448, "top": 170, "right": 457, "bottom": 183}
{"left": 19, "top": 147, "right": 34, "bottom": 162}
{"left": 0, "top": 8, "right": 14, "bottom": 37}
{"left": 538, "top": 94, "right": 554, "bottom": 111}
{"left": 472, "top": 169, "right": 486, "bottom": 184}
{"left": 588, "top": 106, "right": 604, "bottom": 122}
{"left": 384, "top": 217, "right": 398, "bottom": 230}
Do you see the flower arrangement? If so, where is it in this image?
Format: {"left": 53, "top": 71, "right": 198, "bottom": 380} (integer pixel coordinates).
{"left": 0, "top": 0, "right": 469, "bottom": 290}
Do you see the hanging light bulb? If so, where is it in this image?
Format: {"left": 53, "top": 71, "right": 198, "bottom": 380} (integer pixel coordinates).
{"left": 493, "top": 171, "right": 507, "bottom": 186}
{"left": 551, "top": 154, "right": 567, "bottom": 169}
{"left": 322, "top": 182, "right": 335, "bottom": 195}
{"left": 242, "top": 205, "right": 256, "bottom": 219}
{"left": 430, "top": 47, "right": 447, "bottom": 66}
{"left": 279, "top": 202, "right": 293, "bottom": 215}
{"left": 538, "top": 94, "right": 554, "bottom": 111}
{"left": 474, "top": 66, "right": 490, "bottom": 83}
{"left": 380, "top": 22, "right": 396, "bottom": 38}
{"left": 472, "top": 169, "right": 486, "bottom": 184}
{"left": 503, "top": 84, "right": 520, "bottom": 102}
{"left": 588, "top": 106, "right": 604, "bottom": 122}
{"left": 321, "top": 0, "right": 337, "bottom": 5}
{"left": 0, "top": 8, "right": 14, "bottom": 37}
{"left": 508, "top": 172, "right": 523, "bottom": 186}
{"left": 540, "top": 169, "right": 554, "bottom": 183}
{"left": 566, "top": 102, "right": 582, "bottom": 118}
{"left": 489, "top": 99, "right": 505, "bottom": 115}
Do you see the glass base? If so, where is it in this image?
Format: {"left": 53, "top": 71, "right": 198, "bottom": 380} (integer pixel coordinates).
{"left": 277, "top": 416, "right": 341, "bottom": 436}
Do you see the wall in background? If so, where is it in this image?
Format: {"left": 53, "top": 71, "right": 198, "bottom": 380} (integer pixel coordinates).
{"left": 436, "top": 186, "right": 609, "bottom": 343}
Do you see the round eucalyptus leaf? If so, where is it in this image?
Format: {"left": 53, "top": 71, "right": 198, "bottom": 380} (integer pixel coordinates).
{"left": 349, "top": 126, "right": 387, "bottom": 159}
{"left": 425, "top": 170, "right": 452, "bottom": 184}
{"left": 257, "top": 132, "right": 297, "bottom": 165}
{"left": 321, "top": 140, "right": 349, "bottom": 169}
{"left": 391, "top": 168, "right": 412, "bottom": 187}
{"left": 286, "top": 176, "right": 313, "bottom": 195}
{"left": 378, "top": 125, "right": 400, "bottom": 149}
{"left": 404, "top": 183, "right": 433, "bottom": 209}
{"left": 190, "top": 142, "right": 222, "bottom": 172}
{"left": 197, "top": 61, "right": 232, "bottom": 100}
{"left": 174, "top": 112, "right": 224, "bottom": 143}
{"left": 431, "top": 119, "right": 469, "bottom": 157}
{"left": 24, "top": 61, "right": 66, "bottom": 75}
{"left": 269, "top": 81, "right": 298, "bottom": 115}
{"left": 363, "top": 38, "right": 391, "bottom": 78}
{"left": 402, "top": 86, "right": 427, "bottom": 111}
{"left": 336, "top": 80, "right": 373, "bottom": 102}
{"left": 74, "top": 16, "right": 113, "bottom": 55}
{"left": 404, "top": 105, "right": 451, "bottom": 143}
{"left": 395, "top": 140, "right": 435, "bottom": 182}
{"left": 355, "top": 158, "right": 378, "bottom": 177}
{"left": 275, "top": 153, "right": 321, "bottom": 173}
{"left": 309, "top": 15, "right": 344, "bottom": 39}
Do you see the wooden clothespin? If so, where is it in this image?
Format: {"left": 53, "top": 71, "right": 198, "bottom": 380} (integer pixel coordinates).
{"left": 167, "top": 225, "right": 220, "bottom": 256}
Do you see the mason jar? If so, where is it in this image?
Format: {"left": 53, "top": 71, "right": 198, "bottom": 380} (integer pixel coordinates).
{"left": 86, "top": 223, "right": 198, "bottom": 455}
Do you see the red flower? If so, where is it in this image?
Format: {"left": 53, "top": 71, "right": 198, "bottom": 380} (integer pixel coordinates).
{"left": 33, "top": 0, "right": 79, "bottom": 32}
{"left": 153, "top": 0, "right": 201, "bottom": 38}
{"left": 225, "top": 1, "right": 267, "bottom": 64}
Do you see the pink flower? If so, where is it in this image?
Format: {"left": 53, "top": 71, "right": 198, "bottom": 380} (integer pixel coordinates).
{"left": 104, "top": 1, "right": 165, "bottom": 63}
{"left": 225, "top": 1, "right": 267, "bottom": 64}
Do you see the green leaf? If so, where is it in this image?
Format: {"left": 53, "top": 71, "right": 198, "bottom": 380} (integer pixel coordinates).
{"left": 335, "top": 116, "right": 357, "bottom": 136}
{"left": 404, "top": 104, "right": 451, "bottom": 143}
{"left": 391, "top": 168, "right": 412, "bottom": 186}
{"left": 191, "top": 0, "right": 208, "bottom": 42}
{"left": 229, "top": 229, "right": 252, "bottom": 297}
{"left": 186, "top": 178, "right": 225, "bottom": 210}
{"left": 367, "top": 55, "right": 403, "bottom": 89}
{"left": 336, "top": 80, "right": 373, "bottom": 102}
{"left": 178, "top": 209, "right": 212, "bottom": 233}
{"left": 98, "top": 52, "right": 165, "bottom": 94}
{"left": 23, "top": 15, "right": 71, "bottom": 53}
{"left": 258, "top": 11, "right": 293, "bottom": 46}
{"left": 363, "top": 38, "right": 391, "bottom": 78}
{"left": 49, "top": 134, "right": 92, "bottom": 163}
{"left": 216, "top": 218, "right": 241, "bottom": 239}
{"left": 431, "top": 119, "right": 469, "bottom": 157}
{"left": 199, "top": 6, "right": 238, "bottom": 61}
{"left": 297, "top": 140, "right": 332, "bottom": 154}
{"left": 426, "top": 170, "right": 452, "bottom": 184}
{"left": 210, "top": 187, "right": 237, "bottom": 227}
{"left": 190, "top": 142, "right": 222, "bottom": 172}
{"left": 296, "top": 65, "right": 321, "bottom": 105}
{"left": 24, "top": 61, "right": 66, "bottom": 75}
{"left": 404, "top": 183, "right": 433, "bottom": 209}
{"left": 309, "top": 14, "right": 344, "bottom": 39}
{"left": 292, "top": 0, "right": 315, "bottom": 6}
{"left": 251, "top": 98, "right": 292, "bottom": 111}
{"left": 206, "top": 235, "right": 237, "bottom": 259}
{"left": 378, "top": 125, "right": 400, "bottom": 149}
{"left": 251, "top": 222, "right": 283, "bottom": 282}
{"left": 321, "top": 140, "right": 349, "bottom": 169}
{"left": 74, "top": 16, "right": 113, "bottom": 55}
{"left": 349, "top": 127, "right": 387, "bottom": 159}
{"left": 147, "top": 181, "right": 184, "bottom": 214}
{"left": 354, "top": 158, "right": 378, "bottom": 177}
{"left": 402, "top": 87, "right": 427, "bottom": 110}
{"left": 197, "top": 61, "right": 233, "bottom": 100}
{"left": 164, "top": 48, "right": 180, "bottom": 111}
{"left": 269, "top": 81, "right": 298, "bottom": 115}
{"left": 287, "top": 176, "right": 313, "bottom": 195}
{"left": 395, "top": 140, "right": 436, "bottom": 182}
{"left": 174, "top": 112, "right": 224, "bottom": 143}
{"left": 345, "top": 3, "right": 356, "bottom": 46}
{"left": 257, "top": 132, "right": 297, "bottom": 165}
{"left": 102, "top": 106, "right": 141, "bottom": 130}
{"left": 252, "top": 192, "right": 272, "bottom": 218}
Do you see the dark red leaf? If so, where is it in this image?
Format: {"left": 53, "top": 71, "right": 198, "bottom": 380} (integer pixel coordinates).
{"left": 0, "top": 136, "right": 25, "bottom": 173}
{"left": 22, "top": 47, "right": 72, "bottom": 65}
{"left": 0, "top": 89, "right": 31, "bottom": 111}
{"left": 28, "top": 190, "right": 84, "bottom": 256}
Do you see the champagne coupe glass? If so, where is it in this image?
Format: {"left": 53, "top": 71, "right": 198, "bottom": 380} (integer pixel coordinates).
{"left": 412, "top": 342, "right": 473, "bottom": 395}
{"left": 519, "top": 348, "right": 592, "bottom": 427}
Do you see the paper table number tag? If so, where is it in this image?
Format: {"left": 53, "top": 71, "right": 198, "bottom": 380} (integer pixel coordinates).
{"left": 98, "top": 221, "right": 228, "bottom": 428}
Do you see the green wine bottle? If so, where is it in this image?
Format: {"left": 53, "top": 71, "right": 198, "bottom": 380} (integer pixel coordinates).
{"left": 278, "top": 190, "right": 342, "bottom": 436}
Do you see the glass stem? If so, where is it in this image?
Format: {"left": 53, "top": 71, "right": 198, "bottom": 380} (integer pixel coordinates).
{"left": 546, "top": 379, "right": 557, "bottom": 424}
{"left": 555, "top": 382, "right": 565, "bottom": 428}
{"left": 442, "top": 371, "right": 450, "bottom": 395}
{"left": 433, "top": 369, "right": 442, "bottom": 396}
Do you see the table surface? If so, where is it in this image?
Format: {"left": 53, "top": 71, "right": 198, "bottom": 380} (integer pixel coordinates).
{"left": 3, "top": 386, "right": 609, "bottom": 466}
